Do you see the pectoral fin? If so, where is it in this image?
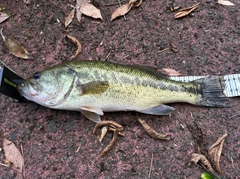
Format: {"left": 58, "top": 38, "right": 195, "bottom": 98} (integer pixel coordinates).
{"left": 79, "top": 106, "right": 103, "bottom": 123}
{"left": 78, "top": 81, "right": 109, "bottom": 96}
{"left": 138, "top": 104, "right": 175, "bottom": 115}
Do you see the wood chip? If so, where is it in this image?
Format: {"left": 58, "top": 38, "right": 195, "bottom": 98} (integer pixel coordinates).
{"left": 137, "top": 118, "right": 171, "bottom": 140}
{"left": 66, "top": 35, "right": 82, "bottom": 59}
{"left": 174, "top": 2, "right": 201, "bottom": 19}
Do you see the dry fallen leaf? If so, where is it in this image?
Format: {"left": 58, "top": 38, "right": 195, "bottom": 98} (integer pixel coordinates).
{"left": 76, "top": 0, "right": 85, "bottom": 22}
{"left": 3, "top": 138, "right": 24, "bottom": 173}
{"left": 189, "top": 153, "right": 215, "bottom": 174}
{"left": 159, "top": 68, "right": 182, "bottom": 76}
{"left": 217, "top": 0, "right": 235, "bottom": 6}
{"left": 111, "top": 0, "right": 142, "bottom": 21}
{"left": 0, "top": 29, "right": 34, "bottom": 59}
{"left": 100, "top": 128, "right": 119, "bottom": 158}
{"left": 174, "top": 2, "right": 201, "bottom": 19}
{"left": 66, "top": 35, "right": 82, "bottom": 59}
{"left": 208, "top": 132, "right": 227, "bottom": 174}
{"left": 98, "top": 126, "right": 108, "bottom": 143}
{"left": 0, "top": 12, "right": 10, "bottom": 23}
{"left": 76, "top": 0, "right": 102, "bottom": 22}
{"left": 65, "top": 8, "right": 75, "bottom": 27}
{"left": 137, "top": 118, "right": 171, "bottom": 140}
{"left": 80, "top": 3, "right": 103, "bottom": 20}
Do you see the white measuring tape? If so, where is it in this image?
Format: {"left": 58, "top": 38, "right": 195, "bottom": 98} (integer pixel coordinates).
{"left": 170, "top": 74, "right": 240, "bottom": 97}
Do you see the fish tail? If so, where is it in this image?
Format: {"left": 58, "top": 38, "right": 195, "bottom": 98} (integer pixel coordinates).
{"left": 193, "top": 76, "right": 229, "bottom": 107}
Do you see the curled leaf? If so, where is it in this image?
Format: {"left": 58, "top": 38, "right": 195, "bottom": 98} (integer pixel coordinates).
{"left": 111, "top": 0, "right": 142, "bottom": 21}
{"left": 137, "top": 118, "right": 171, "bottom": 140}
{"left": 0, "top": 12, "right": 10, "bottom": 23}
{"left": 0, "top": 29, "right": 33, "bottom": 59}
{"left": 65, "top": 8, "right": 75, "bottom": 27}
{"left": 66, "top": 35, "right": 82, "bottom": 59}
{"left": 3, "top": 138, "right": 24, "bottom": 173}
{"left": 80, "top": 3, "right": 103, "bottom": 20}
{"left": 208, "top": 132, "right": 227, "bottom": 174}
{"left": 93, "top": 120, "right": 123, "bottom": 134}
{"left": 189, "top": 153, "right": 215, "bottom": 174}
{"left": 217, "top": 0, "right": 235, "bottom": 6}
{"left": 174, "top": 2, "right": 201, "bottom": 19}
{"left": 159, "top": 68, "right": 182, "bottom": 76}
{"left": 100, "top": 128, "right": 119, "bottom": 158}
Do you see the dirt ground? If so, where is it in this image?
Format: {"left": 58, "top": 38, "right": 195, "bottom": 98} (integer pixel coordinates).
{"left": 0, "top": 0, "right": 239, "bottom": 178}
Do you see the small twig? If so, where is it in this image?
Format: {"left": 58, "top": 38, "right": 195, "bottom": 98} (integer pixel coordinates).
{"left": 157, "top": 48, "right": 169, "bottom": 53}
{"left": 148, "top": 153, "right": 154, "bottom": 178}
{"left": 76, "top": 145, "right": 81, "bottom": 153}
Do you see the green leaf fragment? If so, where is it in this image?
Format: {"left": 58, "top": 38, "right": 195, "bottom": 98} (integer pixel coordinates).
{"left": 201, "top": 172, "right": 214, "bottom": 179}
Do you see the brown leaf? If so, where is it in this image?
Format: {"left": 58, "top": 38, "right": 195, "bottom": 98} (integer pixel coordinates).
{"left": 76, "top": 0, "right": 86, "bottom": 22}
{"left": 0, "top": 12, "right": 10, "bottom": 23}
{"left": 65, "top": 8, "right": 75, "bottom": 27}
{"left": 66, "top": 35, "right": 82, "bottom": 59}
{"left": 111, "top": 0, "right": 142, "bottom": 21}
{"left": 99, "top": 128, "right": 119, "bottom": 158}
{"left": 80, "top": 3, "right": 103, "bottom": 20}
{"left": 159, "top": 68, "right": 182, "bottom": 76}
{"left": 208, "top": 132, "right": 227, "bottom": 174}
{"left": 3, "top": 138, "right": 24, "bottom": 173}
{"left": 137, "top": 118, "right": 171, "bottom": 140}
{"left": 217, "top": 0, "right": 235, "bottom": 6}
{"left": 0, "top": 29, "right": 34, "bottom": 59}
{"left": 174, "top": 2, "right": 201, "bottom": 19}
{"left": 189, "top": 153, "right": 215, "bottom": 174}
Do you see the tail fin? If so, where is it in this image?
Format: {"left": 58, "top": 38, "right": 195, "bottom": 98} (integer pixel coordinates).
{"left": 193, "top": 76, "right": 229, "bottom": 107}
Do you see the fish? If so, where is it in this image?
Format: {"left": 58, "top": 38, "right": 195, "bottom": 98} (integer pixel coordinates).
{"left": 17, "top": 60, "right": 228, "bottom": 123}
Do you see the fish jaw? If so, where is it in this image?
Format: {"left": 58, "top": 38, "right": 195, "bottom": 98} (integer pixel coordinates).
{"left": 17, "top": 82, "right": 39, "bottom": 101}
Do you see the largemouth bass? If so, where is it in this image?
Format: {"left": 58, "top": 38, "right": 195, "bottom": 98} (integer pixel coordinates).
{"left": 17, "top": 60, "right": 228, "bottom": 123}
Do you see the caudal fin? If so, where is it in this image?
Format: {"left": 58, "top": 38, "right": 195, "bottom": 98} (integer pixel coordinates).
{"left": 193, "top": 76, "right": 229, "bottom": 107}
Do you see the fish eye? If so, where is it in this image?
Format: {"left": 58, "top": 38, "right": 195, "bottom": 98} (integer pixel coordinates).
{"left": 33, "top": 72, "right": 41, "bottom": 79}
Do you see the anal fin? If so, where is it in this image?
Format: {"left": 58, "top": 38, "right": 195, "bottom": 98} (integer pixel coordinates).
{"left": 138, "top": 104, "right": 175, "bottom": 115}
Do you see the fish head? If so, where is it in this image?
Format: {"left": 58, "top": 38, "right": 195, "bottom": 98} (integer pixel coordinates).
{"left": 17, "top": 65, "right": 76, "bottom": 107}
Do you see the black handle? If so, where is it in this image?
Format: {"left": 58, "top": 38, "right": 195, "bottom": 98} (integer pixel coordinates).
{"left": 0, "top": 65, "right": 29, "bottom": 102}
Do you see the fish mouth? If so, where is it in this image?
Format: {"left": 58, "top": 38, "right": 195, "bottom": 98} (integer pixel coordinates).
{"left": 17, "top": 82, "right": 38, "bottom": 100}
